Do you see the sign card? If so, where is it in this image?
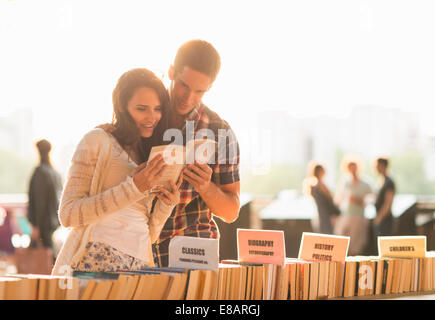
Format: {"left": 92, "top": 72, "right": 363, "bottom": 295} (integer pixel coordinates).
{"left": 237, "top": 228, "right": 286, "bottom": 265}
{"left": 168, "top": 236, "right": 219, "bottom": 270}
{"left": 298, "top": 232, "right": 350, "bottom": 263}
{"left": 378, "top": 236, "right": 426, "bottom": 258}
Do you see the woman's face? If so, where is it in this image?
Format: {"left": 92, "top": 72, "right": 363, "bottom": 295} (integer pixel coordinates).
{"left": 126, "top": 86, "right": 162, "bottom": 138}
{"left": 347, "top": 163, "right": 358, "bottom": 175}
{"left": 318, "top": 168, "right": 325, "bottom": 180}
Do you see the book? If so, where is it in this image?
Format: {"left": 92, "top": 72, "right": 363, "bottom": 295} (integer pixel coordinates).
{"left": 367, "top": 260, "right": 377, "bottom": 296}
{"left": 240, "top": 266, "right": 248, "bottom": 299}
{"left": 302, "top": 262, "right": 310, "bottom": 300}
{"left": 385, "top": 258, "right": 395, "bottom": 294}
{"left": 355, "top": 258, "right": 374, "bottom": 297}
{"left": 398, "top": 259, "right": 408, "bottom": 294}
{"left": 165, "top": 272, "right": 189, "bottom": 300}
{"left": 230, "top": 266, "right": 242, "bottom": 300}
{"left": 430, "top": 253, "right": 435, "bottom": 290}
{"left": 276, "top": 264, "right": 290, "bottom": 300}
{"left": 90, "top": 280, "right": 113, "bottom": 300}
{"left": 404, "top": 259, "right": 412, "bottom": 293}
{"left": 196, "top": 270, "right": 208, "bottom": 300}
{"left": 2, "top": 274, "right": 38, "bottom": 300}
{"left": 219, "top": 259, "right": 263, "bottom": 300}
{"left": 125, "top": 275, "right": 141, "bottom": 300}
{"left": 133, "top": 274, "right": 155, "bottom": 299}
{"left": 245, "top": 266, "right": 253, "bottom": 300}
{"left": 288, "top": 261, "right": 297, "bottom": 300}
{"left": 375, "top": 258, "right": 384, "bottom": 295}
{"left": 81, "top": 279, "right": 97, "bottom": 300}
{"left": 308, "top": 261, "right": 319, "bottom": 300}
{"left": 217, "top": 263, "right": 241, "bottom": 300}
{"left": 418, "top": 257, "right": 423, "bottom": 291}
{"left": 318, "top": 261, "right": 329, "bottom": 299}
{"left": 200, "top": 270, "right": 218, "bottom": 300}
{"left": 343, "top": 259, "right": 356, "bottom": 298}
{"left": 217, "top": 266, "right": 227, "bottom": 300}
{"left": 391, "top": 258, "right": 402, "bottom": 294}
{"left": 107, "top": 274, "right": 131, "bottom": 300}
{"left": 285, "top": 259, "right": 311, "bottom": 300}
{"left": 428, "top": 256, "right": 434, "bottom": 290}
{"left": 148, "top": 274, "right": 171, "bottom": 300}
{"left": 0, "top": 277, "right": 22, "bottom": 300}
{"left": 270, "top": 264, "right": 279, "bottom": 300}
{"left": 335, "top": 262, "right": 346, "bottom": 298}
{"left": 65, "top": 277, "right": 81, "bottom": 300}
{"left": 185, "top": 269, "right": 202, "bottom": 300}
{"left": 328, "top": 261, "right": 336, "bottom": 298}
{"left": 148, "top": 139, "right": 216, "bottom": 192}
{"left": 253, "top": 265, "right": 263, "bottom": 300}
{"left": 410, "top": 258, "right": 416, "bottom": 292}
{"left": 262, "top": 263, "right": 279, "bottom": 300}
{"left": 422, "top": 257, "right": 429, "bottom": 291}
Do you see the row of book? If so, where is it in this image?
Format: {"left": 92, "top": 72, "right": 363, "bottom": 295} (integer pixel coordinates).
{"left": 0, "top": 253, "right": 434, "bottom": 300}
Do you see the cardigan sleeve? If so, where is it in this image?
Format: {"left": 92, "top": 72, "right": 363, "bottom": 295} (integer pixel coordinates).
{"left": 148, "top": 199, "right": 176, "bottom": 244}
{"left": 58, "top": 130, "right": 147, "bottom": 228}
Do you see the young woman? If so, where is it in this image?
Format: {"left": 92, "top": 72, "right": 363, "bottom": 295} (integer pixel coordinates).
{"left": 304, "top": 162, "right": 340, "bottom": 235}
{"left": 52, "top": 68, "right": 181, "bottom": 275}
{"left": 334, "top": 158, "right": 372, "bottom": 256}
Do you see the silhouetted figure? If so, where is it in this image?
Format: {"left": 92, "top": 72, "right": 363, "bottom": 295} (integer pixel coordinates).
{"left": 373, "top": 157, "right": 396, "bottom": 237}
{"left": 27, "top": 139, "right": 62, "bottom": 250}
{"left": 304, "top": 163, "right": 340, "bottom": 235}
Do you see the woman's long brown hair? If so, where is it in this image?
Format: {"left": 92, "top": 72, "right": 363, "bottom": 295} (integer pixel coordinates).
{"left": 111, "top": 68, "right": 170, "bottom": 162}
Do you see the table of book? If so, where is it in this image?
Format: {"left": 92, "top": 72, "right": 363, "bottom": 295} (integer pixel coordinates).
{"left": 0, "top": 253, "right": 434, "bottom": 300}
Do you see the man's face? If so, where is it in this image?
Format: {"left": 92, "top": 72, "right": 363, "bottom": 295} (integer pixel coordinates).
{"left": 169, "top": 66, "right": 212, "bottom": 116}
{"left": 376, "top": 162, "right": 386, "bottom": 175}
{"left": 348, "top": 163, "right": 357, "bottom": 175}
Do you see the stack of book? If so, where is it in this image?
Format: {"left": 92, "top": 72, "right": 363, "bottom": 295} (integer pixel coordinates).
{"left": 0, "top": 253, "right": 434, "bottom": 300}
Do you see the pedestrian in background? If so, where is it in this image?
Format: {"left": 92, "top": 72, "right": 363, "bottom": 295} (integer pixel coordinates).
{"left": 334, "top": 157, "right": 372, "bottom": 256}
{"left": 27, "top": 139, "right": 63, "bottom": 251}
{"left": 304, "top": 162, "right": 340, "bottom": 235}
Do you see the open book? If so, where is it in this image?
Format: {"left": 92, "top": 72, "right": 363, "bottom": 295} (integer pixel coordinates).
{"left": 147, "top": 139, "right": 216, "bottom": 192}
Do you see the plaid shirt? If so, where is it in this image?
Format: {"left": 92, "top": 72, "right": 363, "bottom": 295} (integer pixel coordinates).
{"left": 152, "top": 103, "right": 240, "bottom": 267}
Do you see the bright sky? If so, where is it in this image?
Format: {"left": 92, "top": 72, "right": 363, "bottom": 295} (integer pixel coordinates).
{"left": 2, "top": 0, "right": 435, "bottom": 152}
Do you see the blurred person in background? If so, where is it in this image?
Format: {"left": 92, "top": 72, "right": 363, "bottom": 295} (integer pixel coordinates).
{"left": 27, "top": 139, "right": 63, "bottom": 252}
{"left": 373, "top": 157, "right": 396, "bottom": 237}
{"left": 303, "top": 161, "right": 340, "bottom": 235}
{"left": 334, "top": 156, "right": 372, "bottom": 256}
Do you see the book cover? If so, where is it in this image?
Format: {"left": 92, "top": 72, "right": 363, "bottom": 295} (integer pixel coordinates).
{"left": 148, "top": 139, "right": 216, "bottom": 192}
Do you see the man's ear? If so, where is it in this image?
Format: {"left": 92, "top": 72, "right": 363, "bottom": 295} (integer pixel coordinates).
{"left": 168, "top": 65, "right": 175, "bottom": 81}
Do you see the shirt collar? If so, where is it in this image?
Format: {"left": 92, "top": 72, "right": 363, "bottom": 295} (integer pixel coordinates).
{"left": 185, "top": 103, "right": 203, "bottom": 122}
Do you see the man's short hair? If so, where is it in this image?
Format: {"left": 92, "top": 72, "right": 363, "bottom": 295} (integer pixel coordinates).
{"left": 173, "top": 39, "right": 221, "bottom": 83}
{"left": 377, "top": 157, "right": 389, "bottom": 168}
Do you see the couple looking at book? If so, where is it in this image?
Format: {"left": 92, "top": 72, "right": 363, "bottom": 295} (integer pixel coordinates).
{"left": 51, "top": 40, "right": 240, "bottom": 276}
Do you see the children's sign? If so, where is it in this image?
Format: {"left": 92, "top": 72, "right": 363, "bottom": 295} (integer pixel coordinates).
{"left": 378, "top": 236, "right": 426, "bottom": 258}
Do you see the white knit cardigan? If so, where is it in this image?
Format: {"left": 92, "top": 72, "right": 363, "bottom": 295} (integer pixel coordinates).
{"left": 51, "top": 128, "right": 174, "bottom": 275}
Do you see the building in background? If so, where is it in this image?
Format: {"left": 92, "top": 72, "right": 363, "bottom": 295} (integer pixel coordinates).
{"left": 0, "top": 108, "right": 34, "bottom": 158}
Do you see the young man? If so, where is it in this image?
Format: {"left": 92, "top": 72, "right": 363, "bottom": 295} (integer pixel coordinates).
{"left": 28, "top": 139, "right": 63, "bottom": 251}
{"left": 152, "top": 39, "right": 241, "bottom": 267}
{"left": 373, "top": 157, "right": 395, "bottom": 237}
